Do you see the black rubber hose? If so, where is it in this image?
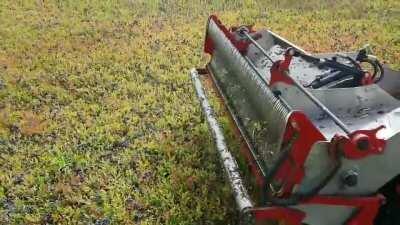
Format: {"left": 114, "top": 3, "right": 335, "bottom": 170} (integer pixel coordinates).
{"left": 360, "top": 58, "right": 385, "bottom": 83}
{"left": 266, "top": 159, "right": 341, "bottom": 206}
{"left": 263, "top": 140, "right": 342, "bottom": 206}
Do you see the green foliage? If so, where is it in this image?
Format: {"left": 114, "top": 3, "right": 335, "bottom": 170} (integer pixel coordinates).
{"left": 0, "top": 0, "right": 398, "bottom": 224}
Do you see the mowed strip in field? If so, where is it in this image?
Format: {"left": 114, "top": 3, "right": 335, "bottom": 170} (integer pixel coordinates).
{"left": 0, "top": 1, "right": 399, "bottom": 224}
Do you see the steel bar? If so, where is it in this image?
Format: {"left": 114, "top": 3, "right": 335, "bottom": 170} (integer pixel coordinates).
{"left": 283, "top": 71, "right": 352, "bottom": 134}
{"left": 190, "top": 68, "right": 254, "bottom": 212}
{"left": 242, "top": 31, "right": 351, "bottom": 134}
{"left": 241, "top": 31, "right": 275, "bottom": 64}
{"left": 266, "top": 30, "right": 309, "bottom": 55}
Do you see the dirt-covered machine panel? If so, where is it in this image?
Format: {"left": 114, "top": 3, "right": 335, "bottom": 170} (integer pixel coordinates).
{"left": 190, "top": 15, "right": 400, "bottom": 225}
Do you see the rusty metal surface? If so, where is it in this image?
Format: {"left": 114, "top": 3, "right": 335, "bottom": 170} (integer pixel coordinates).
{"left": 190, "top": 69, "right": 254, "bottom": 213}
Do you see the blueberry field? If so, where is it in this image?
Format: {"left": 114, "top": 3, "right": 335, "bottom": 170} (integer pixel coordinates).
{"left": 0, "top": 1, "right": 399, "bottom": 224}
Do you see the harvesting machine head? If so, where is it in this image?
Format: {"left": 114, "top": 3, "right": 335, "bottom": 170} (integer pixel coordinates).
{"left": 190, "top": 16, "right": 400, "bottom": 225}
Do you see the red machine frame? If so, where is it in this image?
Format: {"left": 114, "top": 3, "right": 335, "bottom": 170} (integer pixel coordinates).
{"left": 201, "top": 15, "right": 386, "bottom": 225}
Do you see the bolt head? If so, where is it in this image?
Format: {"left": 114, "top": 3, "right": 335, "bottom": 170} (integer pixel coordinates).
{"left": 342, "top": 170, "right": 358, "bottom": 187}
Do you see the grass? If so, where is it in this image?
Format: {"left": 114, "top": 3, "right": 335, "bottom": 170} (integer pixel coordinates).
{"left": 0, "top": 0, "right": 399, "bottom": 224}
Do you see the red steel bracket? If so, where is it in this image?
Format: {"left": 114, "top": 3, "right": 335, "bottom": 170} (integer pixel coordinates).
{"left": 273, "top": 111, "right": 326, "bottom": 195}
{"left": 251, "top": 207, "right": 306, "bottom": 225}
{"left": 204, "top": 15, "right": 257, "bottom": 55}
{"left": 270, "top": 113, "right": 386, "bottom": 195}
{"left": 269, "top": 48, "right": 296, "bottom": 86}
{"left": 334, "top": 125, "right": 386, "bottom": 159}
